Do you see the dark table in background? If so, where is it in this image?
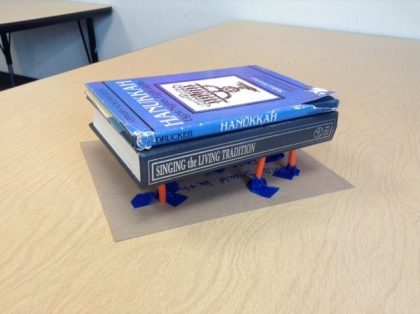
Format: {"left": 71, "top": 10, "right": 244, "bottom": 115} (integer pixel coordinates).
{"left": 0, "top": 0, "right": 111, "bottom": 87}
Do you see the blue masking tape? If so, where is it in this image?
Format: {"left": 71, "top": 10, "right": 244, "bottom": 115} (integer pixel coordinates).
{"left": 247, "top": 176, "right": 279, "bottom": 198}
{"left": 273, "top": 164, "right": 300, "bottom": 180}
{"left": 131, "top": 192, "right": 156, "bottom": 208}
{"left": 166, "top": 191, "right": 189, "bottom": 207}
{"left": 166, "top": 181, "right": 180, "bottom": 192}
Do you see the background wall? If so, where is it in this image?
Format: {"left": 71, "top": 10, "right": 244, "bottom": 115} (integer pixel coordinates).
{"left": 2, "top": 0, "right": 419, "bottom": 79}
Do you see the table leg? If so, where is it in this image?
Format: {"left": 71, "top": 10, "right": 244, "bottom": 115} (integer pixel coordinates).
{"left": 77, "top": 18, "right": 98, "bottom": 64}
{"left": 0, "top": 32, "right": 16, "bottom": 87}
{"left": 86, "top": 18, "right": 98, "bottom": 63}
{"left": 77, "top": 20, "right": 92, "bottom": 64}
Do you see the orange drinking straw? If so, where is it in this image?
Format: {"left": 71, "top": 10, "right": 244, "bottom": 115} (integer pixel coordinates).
{"left": 158, "top": 184, "right": 167, "bottom": 204}
{"left": 255, "top": 157, "right": 266, "bottom": 179}
{"left": 288, "top": 150, "right": 297, "bottom": 167}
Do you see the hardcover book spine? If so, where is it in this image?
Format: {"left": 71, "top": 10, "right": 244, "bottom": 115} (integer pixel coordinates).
{"left": 150, "top": 105, "right": 334, "bottom": 146}
{"left": 86, "top": 82, "right": 156, "bottom": 149}
{"left": 139, "top": 112, "right": 338, "bottom": 187}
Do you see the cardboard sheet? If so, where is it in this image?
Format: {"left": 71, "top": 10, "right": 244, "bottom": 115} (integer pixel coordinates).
{"left": 81, "top": 141, "right": 353, "bottom": 241}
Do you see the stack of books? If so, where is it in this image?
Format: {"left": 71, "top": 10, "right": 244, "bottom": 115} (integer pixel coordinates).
{"left": 86, "top": 65, "right": 339, "bottom": 188}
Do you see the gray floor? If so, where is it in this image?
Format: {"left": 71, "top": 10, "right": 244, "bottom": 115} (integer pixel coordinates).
{"left": 0, "top": 72, "right": 36, "bottom": 91}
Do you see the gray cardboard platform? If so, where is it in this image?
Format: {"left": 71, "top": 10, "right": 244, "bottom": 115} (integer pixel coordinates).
{"left": 81, "top": 141, "right": 353, "bottom": 241}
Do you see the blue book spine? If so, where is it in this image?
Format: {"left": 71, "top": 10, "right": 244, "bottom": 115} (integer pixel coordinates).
{"left": 86, "top": 82, "right": 156, "bottom": 149}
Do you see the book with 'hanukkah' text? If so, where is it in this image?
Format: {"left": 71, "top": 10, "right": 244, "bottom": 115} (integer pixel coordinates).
{"left": 86, "top": 65, "right": 339, "bottom": 150}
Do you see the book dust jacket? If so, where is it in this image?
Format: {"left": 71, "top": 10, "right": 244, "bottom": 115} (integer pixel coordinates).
{"left": 86, "top": 65, "right": 338, "bottom": 150}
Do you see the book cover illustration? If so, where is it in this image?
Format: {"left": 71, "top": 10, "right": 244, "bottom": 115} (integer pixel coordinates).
{"left": 158, "top": 75, "right": 280, "bottom": 112}
{"left": 86, "top": 65, "right": 338, "bottom": 150}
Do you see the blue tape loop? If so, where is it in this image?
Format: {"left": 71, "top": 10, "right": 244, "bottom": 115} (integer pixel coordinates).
{"left": 131, "top": 182, "right": 189, "bottom": 208}
{"left": 131, "top": 192, "right": 156, "bottom": 208}
{"left": 166, "top": 191, "right": 189, "bottom": 207}
{"left": 166, "top": 181, "right": 180, "bottom": 192}
{"left": 165, "top": 182, "right": 188, "bottom": 207}
{"left": 273, "top": 164, "right": 300, "bottom": 180}
{"left": 247, "top": 176, "right": 279, "bottom": 198}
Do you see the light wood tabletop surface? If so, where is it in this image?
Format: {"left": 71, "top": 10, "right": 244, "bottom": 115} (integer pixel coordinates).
{"left": 0, "top": 21, "right": 419, "bottom": 313}
{"left": 0, "top": 0, "right": 111, "bottom": 27}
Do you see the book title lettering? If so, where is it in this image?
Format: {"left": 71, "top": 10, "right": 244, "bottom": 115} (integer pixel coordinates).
{"left": 220, "top": 111, "right": 278, "bottom": 132}
{"left": 116, "top": 80, "right": 184, "bottom": 127}
{"left": 154, "top": 142, "right": 257, "bottom": 177}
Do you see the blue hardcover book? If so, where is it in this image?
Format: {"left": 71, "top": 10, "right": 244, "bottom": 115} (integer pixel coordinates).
{"left": 86, "top": 65, "right": 338, "bottom": 150}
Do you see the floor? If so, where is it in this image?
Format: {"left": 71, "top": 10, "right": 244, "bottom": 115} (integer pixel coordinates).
{"left": 0, "top": 81, "right": 12, "bottom": 91}
{"left": 0, "top": 72, "right": 36, "bottom": 91}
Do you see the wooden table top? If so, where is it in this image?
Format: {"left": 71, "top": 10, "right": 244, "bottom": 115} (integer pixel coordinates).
{"left": 0, "top": 0, "right": 111, "bottom": 32}
{"left": 0, "top": 21, "right": 419, "bottom": 313}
